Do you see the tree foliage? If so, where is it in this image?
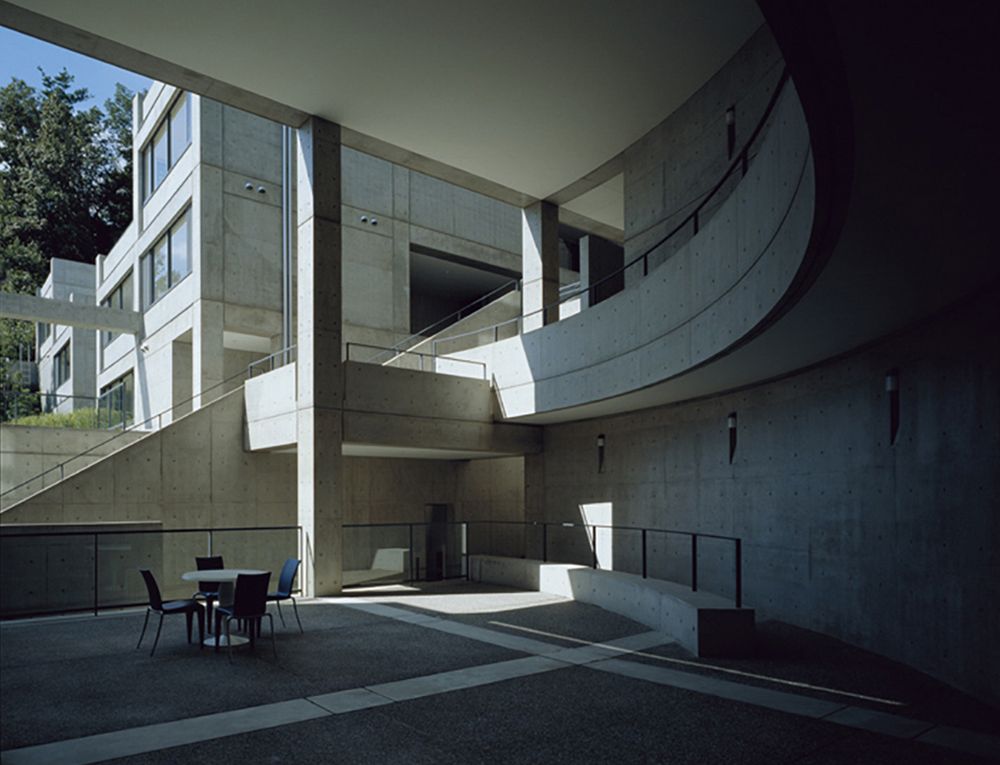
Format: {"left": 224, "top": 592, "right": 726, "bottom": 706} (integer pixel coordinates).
{"left": 0, "top": 69, "right": 137, "bottom": 413}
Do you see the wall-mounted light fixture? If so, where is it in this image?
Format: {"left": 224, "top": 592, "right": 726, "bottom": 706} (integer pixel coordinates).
{"left": 244, "top": 182, "right": 254, "bottom": 191}
{"left": 360, "top": 216, "right": 369, "bottom": 223}
{"left": 597, "top": 434, "right": 606, "bottom": 473}
{"left": 257, "top": 186, "right": 266, "bottom": 194}
{"left": 886, "top": 369, "right": 900, "bottom": 445}
{"left": 140, "top": 343, "right": 150, "bottom": 353}
{"left": 727, "top": 412, "right": 738, "bottom": 464}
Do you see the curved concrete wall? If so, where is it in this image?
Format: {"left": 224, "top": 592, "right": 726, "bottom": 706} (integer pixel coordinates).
{"left": 458, "top": 80, "right": 813, "bottom": 419}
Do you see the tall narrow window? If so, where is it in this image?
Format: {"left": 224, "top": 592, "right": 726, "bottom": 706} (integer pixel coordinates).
{"left": 170, "top": 213, "right": 190, "bottom": 284}
{"left": 169, "top": 93, "right": 191, "bottom": 163}
{"left": 151, "top": 122, "right": 168, "bottom": 190}
{"left": 141, "top": 208, "right": 192, "bottom": 309}
{"left": 141, "top": 92, "right": 192, "bottom": 202}
{"left": 54, "top": 342, "right": 71, "bottom": 388}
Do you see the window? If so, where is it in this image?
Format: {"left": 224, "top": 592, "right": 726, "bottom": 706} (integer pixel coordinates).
{"left": 141, "top": 92, "right": 191, "bottom": 201}
{"left": 54, "top": 342, "right": 71, "bottom": 388}
{"left": 100, "top": 271, "right": 133, "bottom": 349}
{"left": 99, "top": 371, "right": 134, "bottom": 428}
{"left": 141, "top": 208, "right": 192, "bottom": 308}
{"left": 38, "top": 322, "right": 50, "bottom": 346}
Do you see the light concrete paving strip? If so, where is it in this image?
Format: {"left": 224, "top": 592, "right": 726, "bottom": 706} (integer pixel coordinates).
{"left": 821, "top": 705, "right": 934, "bottom": 739}
{"left": 307, "top": 688, "right": 394, "bottom": 715}
{"left": 916, "top": 726, "right": 1000, "bottom": 760}
{"left": 368, "top": 656, "right": 566, "bottom": 702}
{"left": 0, "top": 699, "right": 329, "bottom": 765}
{"left": 590, "top": 658, "right": 847, "bottom": 719}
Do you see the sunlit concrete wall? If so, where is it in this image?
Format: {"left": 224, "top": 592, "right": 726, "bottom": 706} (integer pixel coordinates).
{"left": 0, "top": 426, "right": 146, "bottom": 508}
{"left": 530, "top": 289, "right": 1000, "bottom": 705}
{"left": 340, "top": 147, "right": 522, "bottom": 350}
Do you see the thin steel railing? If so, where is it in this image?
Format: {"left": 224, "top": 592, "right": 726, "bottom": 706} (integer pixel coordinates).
{"left": 0, "top": 524, "right": 303, "bottom": 619}
{"left": 344, "top": 519, "right": 743, "bottom": 608}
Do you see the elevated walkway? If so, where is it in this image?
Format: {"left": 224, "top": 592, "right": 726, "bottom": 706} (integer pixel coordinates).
{"left": 244, "top": 360, "right": 541, "bottom": 457}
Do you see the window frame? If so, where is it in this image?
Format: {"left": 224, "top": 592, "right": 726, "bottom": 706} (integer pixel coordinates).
{"left": 53, "top": 341, "right": 71, "bottom": 389}
{"left": 100, "top": 270, "right": 133, "bottom": 350}
{"left": 140, "top": 208, "right": 192, "bottom": 310}
{"left": 141, "top": 92, "right": 192, "bottom": 204}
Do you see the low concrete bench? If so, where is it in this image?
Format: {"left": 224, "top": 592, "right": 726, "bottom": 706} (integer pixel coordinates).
{"left": 469, "top": 555, "right": 754, "bottom": 657}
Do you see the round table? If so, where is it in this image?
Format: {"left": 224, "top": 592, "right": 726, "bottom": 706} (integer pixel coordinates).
{"left": 181, "top": 569, "right": 267, "bottom": 647}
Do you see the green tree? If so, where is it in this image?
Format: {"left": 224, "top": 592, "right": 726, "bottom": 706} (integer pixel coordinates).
{"left": 0, "top": 69, "right": 136, "bottom": 418}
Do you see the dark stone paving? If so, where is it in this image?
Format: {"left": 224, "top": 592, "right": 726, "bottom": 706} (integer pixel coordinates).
{"left": 632, "top": 620, "right": 1000, "bottom": 736}
{"left": 104, "top": 668, "right": 994, "bottom": 765}
{"left": 2, "top": 581, "right": 997, "bottom": 764}
{"left": 0, "top": 597, "right": 526, "bottom": 750}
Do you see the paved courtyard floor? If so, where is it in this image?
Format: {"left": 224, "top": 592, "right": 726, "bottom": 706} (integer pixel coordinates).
{"left": 1, "top": 581, "right": 997, "bottom": 764}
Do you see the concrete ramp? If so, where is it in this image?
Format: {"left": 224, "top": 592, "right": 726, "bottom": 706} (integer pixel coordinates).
{"left": 470, "top": 555, "right": 755, "bottom": 658}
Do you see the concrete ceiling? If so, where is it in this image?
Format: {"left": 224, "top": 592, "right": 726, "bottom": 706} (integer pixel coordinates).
{"left": 1, "top": 0, "right": 762, "bottom": 214}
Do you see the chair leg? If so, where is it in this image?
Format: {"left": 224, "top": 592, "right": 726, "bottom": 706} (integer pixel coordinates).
{"left": 214, "top": 612, "right": 222, "bottom": 653}
{"left": 226, "top": 617, "right": 233, "bottom": 663}
{"left": 266, "top": 613, "right": 277, "bottom": 658}
{"left": 150, "top": 613, "right": 164, "bottom": 657}
{"left": 136, "top": 609, "right": 150, "bottom": 650}
{"left": 292, "top": 597, "right": 303, "bottom": 634}
{"left": 196, "top": 607, "right": 205, "bottom": 650}
{"left": 205, "top": 599, "right": 214, "bottom": 634}
{"left": 275, "top": 599, "right": 286, "bottom": 628}
{"left": 186, "top": 610, "right": 193, "bottom": 644}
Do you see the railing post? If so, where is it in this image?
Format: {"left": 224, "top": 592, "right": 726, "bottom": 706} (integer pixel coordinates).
{"left": 734, "top": 538, "right": 742, "bottom": 608}
{"left": 591, "top": 525, "right": 598, "bottom": 569}
{"left": 642, "top": 255, "right": 648, "bottom": 277}
{"left": 208, "top": 529, "right": 214, "bottom": 557}
{"left": 59, "top": 464, "right": 64, "bottom": 481}
{"left": 93, "top": 533, "right": 99, "bottom": 616}
{"left": 542, "top": 523, "right": 548, "bottom": 562}
{"left": 642, "top": 528, "right": 647, "bottom": 579}
{"left": 741, "top": 149, "right": 749, "bottom": 177}
{"left": 693, "top": 209, "right": 700, "bottom": 235}
{"left": 408, "top": 524, "right": 414, "bottom": 582}
{"left": 691, "top": 533, "right": 698, "bottom": 592}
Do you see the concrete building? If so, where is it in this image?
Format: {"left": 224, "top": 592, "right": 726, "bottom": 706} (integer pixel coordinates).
{"left": 34, "top": 258, "right": 96, "bottom": 414}
{"left": 0, "top": 0, "right": 997, "bottom": 721}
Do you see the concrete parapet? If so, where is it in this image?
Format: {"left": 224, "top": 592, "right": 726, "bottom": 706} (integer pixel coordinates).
{"left": 470, "top": 554, "right": 754, "bottom": 657}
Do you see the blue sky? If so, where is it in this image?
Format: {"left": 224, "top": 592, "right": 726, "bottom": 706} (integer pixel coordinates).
{"left": 0, "top": 26, "right": 151, "bottom": 107}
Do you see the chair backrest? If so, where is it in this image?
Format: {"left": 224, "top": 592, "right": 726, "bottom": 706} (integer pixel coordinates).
{"left": 276, "top": 558, "right": 301, "bottom": 598}
{"left": 196, "top": 555, "right": 224, "bottom": 593}
{"left": 232, "top": 572, "right": 270, "bottom": 619}
{"left": 139, "top": 569, "right": 163, "bottom": 611}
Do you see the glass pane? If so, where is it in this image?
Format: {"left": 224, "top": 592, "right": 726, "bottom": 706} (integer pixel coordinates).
{"left": 152, "top": 123, "right": 168, "bottom": 189}
{"left": 121, "top": 271, "right": 133, "bottom": 310}
{"left": 211, "top": 528, "right": 299, "bottom": 590}
{"left": 169, "top": 93, "right": 191, "bottom": 164}
{"left": 0, "top": 533, "right": 96, "bottom": 617}
{"left": 343, "top": 525, "right": 412, "bottom": 586}
{"left": 170, "top": 212, "right": 190, "bottom": 285}
{"left": 153, "top": 238, "right": 169, "bottom": 302}
{"left": 142, "top": 146, "right": 152, "bottom": 200}
{"left": 123, "top": 371, "right": 134, "bottom": 424}
{"left": 140, "top": 255, "right": 151, "bottom": 307}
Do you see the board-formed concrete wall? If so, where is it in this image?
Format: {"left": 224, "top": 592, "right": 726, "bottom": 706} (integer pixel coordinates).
{"left": 529, "top": 288, "right": 1000, "bottom": 705}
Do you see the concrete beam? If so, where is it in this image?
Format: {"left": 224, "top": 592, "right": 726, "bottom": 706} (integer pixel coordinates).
{"left": 0, "top": 292, "right": 141, "bottom": 334}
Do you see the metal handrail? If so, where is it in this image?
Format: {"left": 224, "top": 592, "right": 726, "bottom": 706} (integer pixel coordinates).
{"left": 0, "top": 524, "right": 303, "bottom": 619}
{"left": 344, "top": 518, "right": 743, "bottom": 608}
{"left": 346, "top": 342, "right": 488, "bottom": 380}
{"left": 375, "top": 277, "right": 522, "bottom": 362}
{"left": 1, "top": 364, "right": 252, "bottom": 501}
{"left": 442, "top": 66, "right": 791, "bottom": 348}
{"left": 247, "top": 345, "right": 297, "bottom": 378}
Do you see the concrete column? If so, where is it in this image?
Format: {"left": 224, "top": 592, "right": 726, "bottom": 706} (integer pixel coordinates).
{"left": 296, "top": 117, "right": 345, "bottom": 596}
{"left": 392, "top": 164, "right": 411, "bottom": 337}
{"left": 192, "top": 299, "right": 224, "bottom": 410}
{"left": 580, "top": 235, "right": 624, "bottom": 308}
{"left": 521, "top": 201, "right": 559, "bottom": 332}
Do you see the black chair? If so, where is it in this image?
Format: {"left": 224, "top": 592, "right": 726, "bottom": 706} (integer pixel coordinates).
{"left": 267, "top": 558, "right": 303, "bottom": 633}
{"left": 214, "top": 572, "right": 275, "bottom": 661}
{"left": 193, "top": 555, "right": 224, "bottom": 633}
{"left": 136, "top": 569, "right": 204, "bottom": 656}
